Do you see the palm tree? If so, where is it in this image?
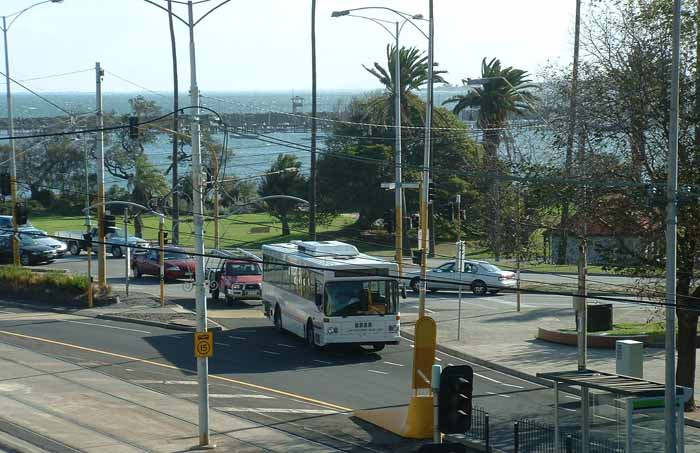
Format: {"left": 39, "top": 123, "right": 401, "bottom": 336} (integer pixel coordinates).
{"left": 444, "top": 58, "right": 538, "bottom": 260}
{"left": 363, "top": 44, "right": 446, "bottom": 126}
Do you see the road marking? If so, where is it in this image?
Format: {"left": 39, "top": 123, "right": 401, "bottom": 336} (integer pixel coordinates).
{"left": 65, "top": 320, "right": 151, "bottom": 334}
{"left": 313, "top": 359, "right": 332, "bottom": 365}
{"left": 564, "top": 395, "right": 579, "bottom": 400}
{"left": 448, "top": 363, "right": 455, "bottom": 367}
{"left": 277, "top": 343, "right": 296, "bottom": 348}
{"left": 227, "top": 336, "right": 247, "bottom": 340}
{"left": 486, "top": 391, "right": 511, "bottom": 399}
{"left": 562, "top": 407, "right": 577, "bottom": 412}
{"left": 176, "top": 393, "right": 274, "bottom": 399}
{"left": 263, "top": 350, "right": 280, "bottom": 355}
{"left": 424, "top": 308, "right": 435, "bottom": 314}
{"left": 220, "top": 407, "right": 338, "bottom": 415}
{"left": 487, "top": 299, "right": 535, "bottom": 308}
{"left": 434, "top": 357, "right": 442, "bottom": 362}
{"left": 383, "top": 361, "right": 404, "bottom": 367}
{"left": 0, "top": 329, "right": 351, "bottom": 413}
{"left": 214, "top": 342, "right": 230, "bottom": 347}
{"left": 368, "top": 370, "right": 389, "bottom": 375}
{"left": 132, "top": 379, "right": 197, "bottom": 385}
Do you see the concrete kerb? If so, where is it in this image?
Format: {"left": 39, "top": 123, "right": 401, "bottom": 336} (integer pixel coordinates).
{"left": 400, "top": 329, "right": 700, "bottom": 429}
{"left": 96, "top": 314, "right": 223, "bottom": 332}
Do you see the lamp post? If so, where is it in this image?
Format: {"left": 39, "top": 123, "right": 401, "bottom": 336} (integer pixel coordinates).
{"left": 331, "top": 6, "right": 426, "bottom": 290}
{"left": 1, "top": 0, "right": 64, "bottom": 265}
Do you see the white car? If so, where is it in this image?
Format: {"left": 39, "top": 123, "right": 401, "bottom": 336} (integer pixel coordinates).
{"left": 409, "top": 260, "right": 517, "bottom": 296}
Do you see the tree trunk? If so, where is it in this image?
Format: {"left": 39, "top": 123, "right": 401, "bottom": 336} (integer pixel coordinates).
{"left": 482, "top": 131, "right": 500, "bottom": 261}
{"left": 676, "top": 281, "right": 699, "bottom": 411}
{"left": 281, "top": 215, "right": 291, "bottom": 236}
{"left": 134, "top": 214, "right": 143, "bottom": 238}
{"left": 167, "top": 0, "right": 180, "bottom": 245}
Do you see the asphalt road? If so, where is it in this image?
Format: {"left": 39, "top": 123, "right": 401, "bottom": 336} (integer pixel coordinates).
{"left": 0, "top": 302, "right": 695, "bottom": 451}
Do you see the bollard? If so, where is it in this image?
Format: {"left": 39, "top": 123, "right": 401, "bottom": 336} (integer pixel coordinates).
{"left": 513, "top": 421, "right": 519, "bottom": 453}
{"left": 484, "top": 413, "right": 490, "bottom": 452}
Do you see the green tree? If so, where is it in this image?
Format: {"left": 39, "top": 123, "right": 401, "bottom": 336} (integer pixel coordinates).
{"left": 259, "top": 154, "right": 308, "bottom": 236}
{"left": 444, "top": 58, "right": 538, "bottom": 260}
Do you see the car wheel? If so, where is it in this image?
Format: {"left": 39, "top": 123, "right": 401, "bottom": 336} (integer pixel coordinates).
{"left": 410, "top": 277, "right": 420, "bottom": 294}
{"left": 471, "top": 280, "right": 488, "bottom": 296}
{"left": 69, "top": 242, "right": 80, "bottom": 256}
{"left": 489, "top": 290, "right": 499, "bottom": 295}
{"left": 20, "top": 253, "right": 31, "bottom": 266}
{"left": 371, "top": 344, "right": 385, "bottom": 352}
{"left": 212, "top": 289, "right": 220, "bottom": 301}
{"left": 111, "top": 246, "right": 122, "bottom": 258}
{"left": 274, "top": 305, "right": 283, "bottom": 333}
{"left": 133, "top": 266, "right": 142, "bottom": 278}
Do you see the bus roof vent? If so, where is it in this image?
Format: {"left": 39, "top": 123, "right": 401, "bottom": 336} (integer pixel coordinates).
{"left": 296, "top": 241, "right": 359, "bottom": 257}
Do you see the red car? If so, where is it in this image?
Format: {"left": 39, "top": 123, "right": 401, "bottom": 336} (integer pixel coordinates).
{"left": 131, "top": 247, "right": 196, "bottom": 280}
{"left": 208, "top": 259, "right": 262, "bottom": 304}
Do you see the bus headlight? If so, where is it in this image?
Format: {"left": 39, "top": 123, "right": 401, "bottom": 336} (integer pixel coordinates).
{"left": 388, "top": 324, "right": 399, "bottom": 332}
{"left": 326, "top": 327, "right": 338, "bottom": 334}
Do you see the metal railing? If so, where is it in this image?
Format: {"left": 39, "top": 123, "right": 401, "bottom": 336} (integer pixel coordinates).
{"left": 514, "top": 419, "right": 624, "bottom": 453}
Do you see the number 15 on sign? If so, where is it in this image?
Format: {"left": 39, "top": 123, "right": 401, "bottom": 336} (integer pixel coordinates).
{"left": 195, "top": 332, "right": 213, "bottom": 358}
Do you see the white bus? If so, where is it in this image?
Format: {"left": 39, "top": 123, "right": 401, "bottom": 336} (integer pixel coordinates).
{"left": 262, "top": 240, "right": 401, "bottom": 351}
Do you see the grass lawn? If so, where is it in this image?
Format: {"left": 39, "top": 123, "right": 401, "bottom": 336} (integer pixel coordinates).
{"left": 30, "top": 212, "right": 358, "bottom": 250}
{"left": 561, "top": 322, "right": 667, "bottom": 338}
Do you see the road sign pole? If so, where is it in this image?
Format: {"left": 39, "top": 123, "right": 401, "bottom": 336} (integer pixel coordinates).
{"left": 159, "top": 216, "right": 165, "bottom": 307}
{"left": 457, "top": 240, "right": 463, "bottom": 342}
{"left": 431, "top": 364, "right": 442, "bottom": 443}
{"left": 87, "top": 243, "right": 93, "bottom": 308}
{"left": 124, "top": 207, "right": 129, "bottom": 297}
{"left": 96, "top": 62, "right": 107, "bottom": 288}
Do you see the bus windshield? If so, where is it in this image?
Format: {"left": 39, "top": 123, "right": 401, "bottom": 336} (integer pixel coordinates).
{"left": 324, "top": 280, "right": 397, "bottom": 317}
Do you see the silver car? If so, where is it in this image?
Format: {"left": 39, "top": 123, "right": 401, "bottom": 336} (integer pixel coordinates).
{"left": 410, "top": 260, "right": 517, "bottom": 296}
{"left": 22, "top": 228, "right": 68, "bottom": 258}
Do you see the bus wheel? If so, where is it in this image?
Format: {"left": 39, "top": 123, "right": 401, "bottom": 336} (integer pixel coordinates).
{"left": 306, "top": 321, "right": 316, "bottom": 349}
{"left": 274, "top": 306, "right": 283, "bottom": 333}
{"left": 371, "top": 344, "right": 385, "bottom": 352}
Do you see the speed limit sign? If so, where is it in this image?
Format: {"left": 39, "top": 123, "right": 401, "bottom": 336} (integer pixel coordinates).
{"left": 194, "top": 332, "right": 213, "bottom": 358}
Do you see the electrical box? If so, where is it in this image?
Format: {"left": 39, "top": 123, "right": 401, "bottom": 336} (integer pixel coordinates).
{"left": 616, "top": 339, "right": 643, "bottom": 378}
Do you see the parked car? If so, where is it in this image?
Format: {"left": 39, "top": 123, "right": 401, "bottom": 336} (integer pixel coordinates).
{"left": 56, "top": 227, "right": 149, "bottom": 258}
{"left": 409, "top": 260, "right": 516, "bottom": 296}
{"left": 0, "top": 215, "right": 35, "bottom": 233}
{"left": 206, "top": 259, "right": 262, "bottom": 304}
{"left": 0, "top": 233, "right": 57, "bottom": 265}
{"left": 131, "top": 247, "right": 195, "bottom": 280}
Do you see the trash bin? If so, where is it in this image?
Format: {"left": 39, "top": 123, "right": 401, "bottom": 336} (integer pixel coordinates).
{"left": 588, "top": 303, "right": 613, "bottom": 332}
{"left": 412, "top": 249, "right": 424, "bottom": 265}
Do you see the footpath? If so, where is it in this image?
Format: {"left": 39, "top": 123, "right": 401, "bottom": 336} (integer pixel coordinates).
{"left": 0, "top": 341, "right": 338, "bottom": 452}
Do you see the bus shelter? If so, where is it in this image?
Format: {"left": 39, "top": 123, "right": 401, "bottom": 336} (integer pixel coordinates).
{"left": 538, "top": 370, "right": 687, "bottom": 452}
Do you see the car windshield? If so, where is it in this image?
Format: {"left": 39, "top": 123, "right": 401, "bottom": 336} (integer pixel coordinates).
{"left": 324, "top": 280, "right": 396, "bottom": 317}
{"left": 164, "top": 251, "right": 191, "bottom": 260}
{"left": 479, "top": 263, "right": 502, "bottom": 273}
{"left": 225, "top": 262, "right": 261, "bottom": 276}
{"left": 20, "top": 236, "right": 37, "bottom": 246}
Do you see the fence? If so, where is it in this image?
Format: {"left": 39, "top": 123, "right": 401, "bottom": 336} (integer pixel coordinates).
{"left": 462, "top": 406, "right": 490, "bottom": 451}
{"left": 513, "top": 419, "right": 624, "bottom": 453}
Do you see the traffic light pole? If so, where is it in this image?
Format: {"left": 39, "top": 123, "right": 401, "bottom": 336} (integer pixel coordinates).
{"left": 95, "top": 62, "right": 107, "bottom": 288}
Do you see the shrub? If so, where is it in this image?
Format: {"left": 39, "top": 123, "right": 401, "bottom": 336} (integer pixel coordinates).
{"left": 0, "top": 266, "right": 89, "bottom": 303}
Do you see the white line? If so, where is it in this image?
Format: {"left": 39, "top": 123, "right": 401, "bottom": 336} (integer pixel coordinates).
{"left": 434, "top": 357, "right": 442, "bottom": 362}
{"left": 474, "top": 373, "right": 502, "bottom": 385}
{"left": 228, "top": 336, "right": 247, "bottom": 340}
{"left": 564, "top": 395, "right": 579, "bottom": 400}
{"left": 176, "top": 393, "right": 274, "bottom": 399}
{"left": 448, "top": 363, "right": 455, "bottom": 367}
{"left": 131, "top": 380, "right": 197, "bottom": 385}
{"left": 219, "top": 407, "right": 337, "bottom": 415}
{"left": 263, "top": 350, "right": 280, "bottom": 355}
{"left": 486, "top": 391, "right": 511, "bottom": 399}
{"left": 561, "top": 407, "right": 577, "bottom": 412}
{"left": 383, "top": 361, "right": 404, "bottom": 367}
{"left": 277, "top": 343, "right": 296, "bottom": 348}
{"left": 214, "top": 342, "right": 230, "bottom": 347}
{"left": 66, "top": 320, "right": 151, "bottom": 334}
{"left": 487, "top": 299, "right": 535, "bottom": 308}
{"left": 313, "top": 359, "right": 332, "bottom": 365}
{"left": 424, "top": 308, "right": 435, "bottom": 314}
{"left": 368, "top": 370, "right": 389, "bottom": 375}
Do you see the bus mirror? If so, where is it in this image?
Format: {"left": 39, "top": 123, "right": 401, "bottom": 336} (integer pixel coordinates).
{"left": 315, "top": 294, "right": 323, "bottom": 307}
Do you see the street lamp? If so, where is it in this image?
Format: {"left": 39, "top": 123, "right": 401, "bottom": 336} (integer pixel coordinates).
{"left": 1, "top": 0, "right": 64, "bottom": 266}
{"left": 331, "top": 6, "right": 427, "bottom": 288}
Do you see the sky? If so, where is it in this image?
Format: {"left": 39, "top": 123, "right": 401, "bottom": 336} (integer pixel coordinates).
{"left": 1, "top": 0, "right": 578, "bottom": 93}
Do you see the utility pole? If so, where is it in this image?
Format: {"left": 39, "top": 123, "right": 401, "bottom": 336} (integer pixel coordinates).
{"left": 516, "top": 187, "right": 522, "bottom": 313}
{"left": 309, "top": 0, "right": 317, "bottom": 240}
{"left": 394, "top": 20, "right": 404, "bottom": 280}
{"left": 2, "top": 16, "right": 18, "bottom": 266}
{"left": 124, "top": 207, "right": 130, "bottom": 297}
{"left": 159, "top": 216, "right": 165, "bottom": 307}
{"left": 665, "top": 0, "right": 681, "bottom": 450}
{"left": 167, "top": 0, "right": 180, "bottom": 246}
{"left": 212, "top": 148, "right": 220, "bottom": 250}
{"left": 417, "top": 1, "right": 434, "bottom": 318}
{"left": 187, "top": 1, "right": 211, "bottom": 447}
{"left": 96, "top": 62, "right": 107, "bottom": 288}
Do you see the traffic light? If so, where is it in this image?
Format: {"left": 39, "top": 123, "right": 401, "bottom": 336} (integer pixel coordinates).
{"left": 438, "top": 365, "right": 473, "bottom": 434}
{"left": 83, "top": 232, "right": 93, "bottom": 248}
{"left": 428, "top": 181, "right": 436, "bottom": 201}
{"left": 14, "top": 202, "right": 28, "bottom": 225}
{"left": 128, "top": 116, "right": 139, "bottom": 139}
{"left": 103, "top": 214, "right": 117, "bottom": 233}
{"left": 384, "top": 210, "right": 394, "bottom": 233}
{"left": 0, "top": 173, "right": 10, "bottom": 197}
{"left": 160, "top": 230, "right": 169, "bottom": 245}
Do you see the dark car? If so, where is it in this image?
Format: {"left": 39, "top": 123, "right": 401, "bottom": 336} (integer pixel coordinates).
{"left": 0, "top": 234, "right": 57, "bottom": 266}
